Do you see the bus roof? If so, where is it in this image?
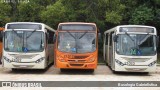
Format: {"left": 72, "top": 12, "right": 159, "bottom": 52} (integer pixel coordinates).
{"left": 5, "top": 22, "right": 55, "bottom": 32}
{"left": 104, "top": 25, "right": 156, "bottom": 34}
{"left": 58, "top": 22, "right": 96, "bottom": 26}
{"left": 117, "top": 25, "right": 155, "bottom": 28}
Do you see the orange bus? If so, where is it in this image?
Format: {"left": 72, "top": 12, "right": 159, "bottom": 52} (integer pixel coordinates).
{"left": 0, "top": 27, "right": 4, "bottom": 64}
{"left": 54, "top": 22, "right": 98, "bottom": 72}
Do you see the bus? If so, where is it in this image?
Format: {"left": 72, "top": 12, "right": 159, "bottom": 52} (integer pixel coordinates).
{"left": 103, "top": 25, "right": 158, "bottom": 72}
{"left": 0, "top": 27, "right": 4, "bottom": 63}
{"left": 54, "top": 22, "right": 98, "bottom": 72}
{"left": 2, "top": 22, "right": 55, "bottom": 70}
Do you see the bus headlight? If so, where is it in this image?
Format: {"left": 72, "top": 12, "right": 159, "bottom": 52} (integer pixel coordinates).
{"left": 115, "top": 59, "right": 124, "bottom": 66}
{"left": 89, "top": 57, "right": 95, "bottom": 62}
{"left": 3, "top": 56, "right": 11, "bottom": 63}
{"left": 57, "top": 56, "right": 65, "bottom": 62}
{"left": 35, "top": 57, "right": 45, "bottom": 63}
{"left": 60, "top": 59, "right": 65, "bottom": 62}
{"left": 148, "top": 61, "right": 156, "bottom": 67}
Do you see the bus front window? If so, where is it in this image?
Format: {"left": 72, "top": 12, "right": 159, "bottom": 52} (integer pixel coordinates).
{"left": 4, "top": 30, "right": 44, "bottom": 52}
{"left": 116, "top": 34, "right": 156, "bottom": 56}
{"left": 58, "top": 32, "right": 96, "bottom": 53}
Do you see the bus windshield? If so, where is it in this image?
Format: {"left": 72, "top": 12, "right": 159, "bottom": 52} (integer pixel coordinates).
{"left": 4, "top": 30, "right": 44, "bottom": 52}
{"left": 58, "top": 32, "right": 96, "bottom": 53}
{"left": 116, "top": 34, "right": 156, "bottom": 56}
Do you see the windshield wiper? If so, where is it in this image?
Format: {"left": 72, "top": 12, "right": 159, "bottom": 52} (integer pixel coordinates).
{"left": 66, "top": 31, "right": 76, "bottom": 39}
{"left": 26, "top": 29, "right": 37, "bottom": 39}
{"left": 124, "top": 32, "right": 137, "bottom": 48}
{"left": 125, "top": 32, "right": 134, "bottom": 42}
{"left": 138, "top": 33, "right": 151, "bottom": 46}
{"left": 79, "top": 31, "right": 88, "bottom": 39}
{"left": 11, "top": 29, "right": 22, "bottom": 38}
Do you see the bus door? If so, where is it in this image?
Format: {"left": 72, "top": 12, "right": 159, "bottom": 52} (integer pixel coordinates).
{"left": 0, "top": 29, "right": 3, "bottom": 64}
{"left": 108, "top": 32, "right": 114, "bottom": 66}
{"left": 47, "top": 30, "right": 55, "bottom": 65}
{"left": 111, "top": 33, "right": 116, "bottom": 70}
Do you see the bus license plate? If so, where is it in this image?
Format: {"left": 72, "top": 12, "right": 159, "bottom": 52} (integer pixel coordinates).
{"left": 16, "top": 58, "right": 21, "bottom": 62}
{"left": 126, "top": 61, "right": 135, "bottom": 66}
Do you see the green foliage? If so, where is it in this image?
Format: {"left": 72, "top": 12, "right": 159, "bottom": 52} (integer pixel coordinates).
{"left": 18, "top": 2, "right": 44, "bottom": 22}
{"left": 105, "top": 0, "right": 125, "bottom": 24}
{"left": 40, "top": 0, "right": 68, "bottom": 28}
{"left": 0, "top": 0, "right": 160, "bottom": 30}
{"left": 105, "top": 11, "right": 122, "bottom": 24}
{"left": 0, "top": 3, "right": 11, "bottom": 26}
{"left": 129, "top": 5, "right": 154, "bottom": 25}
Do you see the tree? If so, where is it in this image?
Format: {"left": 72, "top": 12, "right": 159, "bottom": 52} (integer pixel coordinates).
{"left": 40, "top": 0, "right": 68, "bottom": 28}
{"left": 17, "top": 2, "right": 44, "bottom": 22}
{"left": 129, "top": 5, "right": 154, "bottom": 25}
{"left": 0, "top": 3, "right": 11, "bottom": 26}
{"left": 105, "top": 0, "right": 125, "bottom": 24}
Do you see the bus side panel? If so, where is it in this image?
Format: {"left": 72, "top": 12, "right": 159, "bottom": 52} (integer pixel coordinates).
{"left": 48, "top": 44, "right": 54, "bottom": 64}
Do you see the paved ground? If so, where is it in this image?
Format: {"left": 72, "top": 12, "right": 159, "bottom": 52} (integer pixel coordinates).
{"left": 0, "top": 64, "right": 160, "bottom": 90}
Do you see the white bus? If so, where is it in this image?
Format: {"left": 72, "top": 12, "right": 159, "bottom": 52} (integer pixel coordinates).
{"left": 103, "top": 25, "right": 158, "bottom": 72}
{"left": 2, "top": 22, "right": 55, "bottom": 70}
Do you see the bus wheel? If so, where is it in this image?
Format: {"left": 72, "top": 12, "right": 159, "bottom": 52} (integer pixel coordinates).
{"left": 105, "top": 62, "right": 108, "bottom": 66}
{"left": 47, "top": 57, "right": 49, "bottom": 66}
{"left": 60, "top": 69, "right": 65, "bottom": 72}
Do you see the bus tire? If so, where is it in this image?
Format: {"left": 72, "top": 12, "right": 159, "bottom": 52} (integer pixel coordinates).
{"left": 47, "top": 57, "right": 49, "bottom": 66}
{"left": 60, "top": 69, "right": 65, "bottom": 72}
{"left": 105, "top": 62, "right": 108, "bottom": 66}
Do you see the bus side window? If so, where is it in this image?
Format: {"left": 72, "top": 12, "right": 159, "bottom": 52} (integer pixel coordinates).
{"left": 105, "top": 34, "right": 108, "bottom": 45}
{"left": 45, "top": 33, "right": 48, "bottom": 44}
{"left": 109, "top": 32, "right": 113, "bottom": 46}
{"left": 48, "top": 30, "right": 54, "bottom": 44}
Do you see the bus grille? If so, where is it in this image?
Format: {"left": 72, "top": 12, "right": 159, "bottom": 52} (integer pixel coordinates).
{"left": 122, "top": 57, "right": 150, "bottom": 62}
{"left": 74, "top": 56, "right": 88, "bottom": 59}
{"left": 9, "top": 54, "right": 38, "bottom": 59}
{"left": 70, "top": 64, "right": 84, "bottom": 67}
{"left": 68, "top": 60, "right": 86, "bottom": 62}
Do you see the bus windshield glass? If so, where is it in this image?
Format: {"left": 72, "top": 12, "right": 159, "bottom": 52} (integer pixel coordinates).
{"left": 4, "top": 30, "right": 44, "bottom": 52}
{"left": 58, "top": 32, "right": 96, "bottom": 53}
{"left": 116, "top": 34, "right": 156, "bottom": 56}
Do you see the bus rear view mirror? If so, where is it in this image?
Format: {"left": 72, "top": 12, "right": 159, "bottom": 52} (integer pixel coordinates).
{"left": 0, "top": 31, "right": 3, "bottom": 42}
{"left": 157, "top": 36, "right": 159, "bottom": 47}
{"left": 98, "top": 33, "right": 101, "bottom": 40}
{"left": 53, "top": 34, "right": 56, "bottom": 43}
{"left": 113, "top": 35, "right": 118, "bottom": 42}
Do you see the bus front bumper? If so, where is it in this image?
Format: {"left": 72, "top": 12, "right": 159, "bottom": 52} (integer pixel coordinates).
{"left": 55, "top": 60, "right": 97, "bottom": 69}
{"left": 2, "top": 60, "right": 46, "bottom": 69}
{"left": 115, "top": 63, "right": 156, "bottom": 72}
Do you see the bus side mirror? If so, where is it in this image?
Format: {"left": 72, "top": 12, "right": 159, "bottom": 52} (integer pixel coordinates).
{"left": 113, "top": 35, "right": 118, "bottom": 42}
{"left": 157, "top": 36, "right": 159, "bottom": 47}
{"left": 53, "top": 34, "right": 56, "bottom": 43}
{"left": 98, "top": 33, "right": 101, "bottom": 40}
{"left": 0, "top": 31, "right": 3, "bottom": 42}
